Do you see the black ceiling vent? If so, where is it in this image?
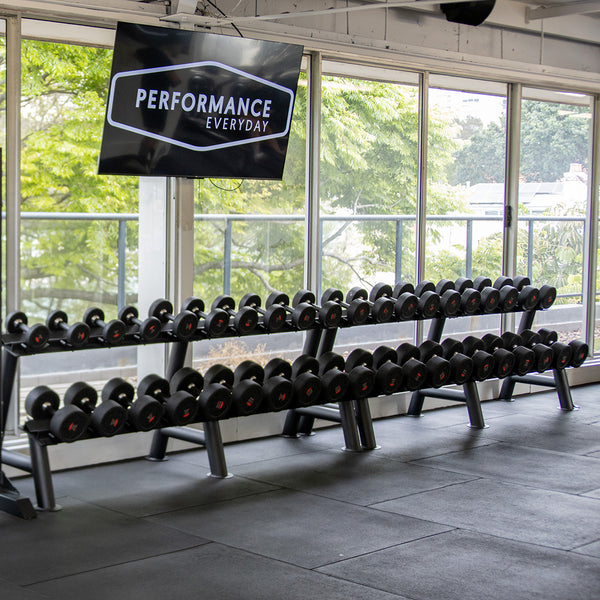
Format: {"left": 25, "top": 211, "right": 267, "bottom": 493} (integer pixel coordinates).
{"left": 440, "top": 1, "right": 496, "bottom": 26}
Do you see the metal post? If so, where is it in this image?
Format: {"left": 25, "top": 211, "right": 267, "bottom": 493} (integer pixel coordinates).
{"left": 463, "top": 380, "right": 486, "bottom": 429}
{"left": 203, "top": 421, "right": 230, "bottom": 478}
{"left": 223, "top": 218, "right": 232, "bottom": 295}
{"left": 339, "top": 401, "right": 362, "bottom": 451}
{"left": 527, "top": 219, "right": 534, "bottom": 281}
{"left": 395, "top": 218, "right": 403, "bottom": 282}
{"left": 553, "top": 369, "right": 576, "bottom": 411}
{"left": 466, "top": 218, "right": 473, "bottom": 278}
{"left": 28, "top": 436, "right": 59, "bottom": 511}
{"left": 117, "top": 219, "right": 127, "bottom": 309}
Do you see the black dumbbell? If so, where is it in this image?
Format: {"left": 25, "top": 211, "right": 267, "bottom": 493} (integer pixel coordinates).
{"left": 499, "top": 333, "right": 535, "bottom": 376}
{"left": 180, "top": 297, "right": 230, "bottom": 337}
{"left": 102, "top": 377, "right": 164, "bottom": 431}
{"left": 372, "top": 345, "right": 404, "bottom": 395}
{"left": 534, "top": 329, "right": 572, "bottom": 370}
{"left": 537, "top": 284, "right": 557, "bottom": 310}
{"left": 439, "top": 338, "right": 474, "bottom": 385}
{"left": 412, "top": 281, "right": 441, "bottom": 319}
{"left": 518, "top": 329, "right": 554, "bottom": 373}
{"left": 460, "top": 336, "right": 495, "bottom": 380}
{"left": 5, "top": 311, "right": 50, "bottom": 351}
{"left": 118, "top": 305, "right": 162, "bottom": 342}
{"left": 138, "top": 374, "right": 198, "bottom": 426}
{"left": 293, "top": 289, "right": 343, "bottom": 329}
{"left": 512, "top": 275, "right": 530, "bottom": 290}
{"left": 344, "top": 348, "right": 376, "bottom": 399}
{"left": 291, "top": 355, "right": 322, "bottom": 406}
{"left": 391, "top": 282, "right": 419, "bottom": 321}
{"left": 170, "top": 366, "right": 231, "bottom": 421}
{"left": 418, "top": 340, "right": 452, "bottom": 388}
{"left": 517, "top": 284, "right": 540, "bottom": 311}
{"left": 317, "top": 352, "right": 350, "bottom": 402}
{"left": 266, "top": 292, "right": 317, "bottom": 330}
{"left": 492, "top": 277, "right": 519, "bottom": 312}
{"left": 346, "top": 287, "right": 394, "bottom": 323}
{"left": 479, "top": 333, "right": 515, "bottom": 378}
{"left": 435, "top": 280, "right": 461, "bottom": 317}
{"left": 232, "top": 360, "right": 265, "bottom": 416}
{"left": 148, "top": 299, "right": 199, "bottom": 340}
{"left": 454, "top": 278, "right": 482, "bottom": 315}
{"left": 239, "top": 293, "right": 287, "bottom": 333}
{"left": 212, "top": 295, "right": 259, "bottom": 335}
{"left": 263, "top": 358, "right": 294, "bottom": 411}
{"left": 395, "top": 343, "right": 428, "bottom": 390}
{"left": 64, "top": 381, "right": 127, "bottom": 437}
{"left": 367, "top": 283, "right": 397, "bottom": 322}
{"left": 83, "top": 307, "right": 126, "bottom": 345}
{"left": 568, "top": 340, "right": 588, "bottom": 368}
{"left": 25, "top": 385, "right": 90, "bottom": 443}
{"left": 46, "top": 310, "right": 90, "bottom": 349}
{"left": 320, "top": 288, "right": 371, "bottom": 325}
{"left": 470, "top": 277, "right": 500, "bottom": 313}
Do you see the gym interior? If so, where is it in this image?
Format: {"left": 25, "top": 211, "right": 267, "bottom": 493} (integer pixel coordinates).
{"left": 1, "top": 1, "right": 600, "bottom": 599}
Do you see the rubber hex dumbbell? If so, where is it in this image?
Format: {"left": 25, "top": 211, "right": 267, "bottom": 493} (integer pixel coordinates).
{"left": 170, "top": 366, "right": 231, "bottom": 421}
{"left": 293, "top": 289, "right": 342, "bottom": 329}
{"left": 418, "top": 340, "right": 452, "bottom": 388}
{"left": 568, "top": 340, "right": 588, "bottom": 368}
{"left": 512, "top": 275, "right": 530, "bottom": 290}
{"left": 471, "top": 276, "right": 500, "bottom": 313}
{"left": 25, "top": 385, "right": 90, "bottom": 443}
{"left": 396, "top": 342, "right": 428, "bottom": 390}
{"left": 344, "top": 348, "right": 376, "bottom": 399}
{"left": 320, "top": 288, "right": 370, "bottom": 326}
{"left": 435, "top": 280, "right": 461, "bottom": 318}
{"left": 391, "top": 282, "right": 419, "bottom": 321}
{"left": 371, "top": 283, "right": 413, "bottom": 321}
{"left": 518, "top": 329, "right": 554, "bottom": 373}
{"left": 412, "top": 281, "right": 441, "bottom": 319}
{"left": 266, "top": 292, "right": 317, "bottom": 330}
{"left": 367, "top": 283, "right": 397, "bottom": 322}
{"left": 232, "top": 360, "right": 265, "bottom": 416}
{"left": 239, "top": 293, "right": 287, "bottom": 333}
{"left": 537, "top": 284, "right": 557, "bottom": 310}
{"left": 291, "top": 355, "right": 322, "bottom": 407}
{"left": 5, "top": 311, "right": 50, "bottom": 351}
{"left": 180, "top": 297, "right": 230, "bottom": 337}
{"left": 64, "top": 381, "right": 126, "bottom": 437}
{"left": 439, "top": 338, "right": 474, "bottom": 385}
{"left": 372, "top": 345, "right": 404, "bottom": 395}
{"left": 46, "top": 310, "right": 90, "bottom": 349}
{"left": 500, "top": 333, "right": 536, "bottom": 376}
{"left": 317, "top": 352, "right": 350, "bottom": 402}
{"left": 517, "top": 284, "right": 540, "bottom": 311}
{"left": 537, "top": 328, "right": 558, "bottom": 346}
{"left": 118, "top": 305, "right": 162, "bottom": 342}
{"left": 83, "top": 307, "right": 126, "bottom": 346}
{"left": 149, "top": 299, "right": 199, "bottom": 341}
{"left": 346, "top": 287, "right": 394, "bottom": 323}
{"left": 454, "top": 278, "right": 481, "bottom": 315}
{"left": 478, "top": 334, "right": 515, "bottom": 378}
{"left": 492, "top": 277, "right": 519, "bottom": 312}
{"left": 460, "top": 336, "right": 495, "bottom": 380}
{"left": 535, "top": 329, "right": 572, "bottom": 370}
{"left": 211, "top": 295, "right": 258, "bottom": 335}
{"left": 263, "top": 358, "right": 294, "bottom": 411}
{"left": 102, "top": 377, "right": 164, "bottom": 431}
{"left": 138, "top": 374, "right": 198, "bottom": 426}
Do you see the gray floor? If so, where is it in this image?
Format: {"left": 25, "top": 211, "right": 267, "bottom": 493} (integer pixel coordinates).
{"left": 2, "top": 384, "right": 600, "bottom": 600}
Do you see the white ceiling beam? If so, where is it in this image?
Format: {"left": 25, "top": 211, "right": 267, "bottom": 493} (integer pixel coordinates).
{"left": 526, "top": 1, "right": 600, "bottom": 21}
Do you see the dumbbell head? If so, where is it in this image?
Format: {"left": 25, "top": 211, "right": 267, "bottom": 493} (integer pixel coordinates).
{"left": 479, "top": 287, "right": 500, "bottom": 313}
{"left": 518, "top": 285, "right": 540, "bottom": 311}
{"left": 512, "top": 275, "right": 530, "bottom": 290}
{"left": 425, "top": 355, "right": 451, "bottom": 388}
{"left": 394, "top": 292, "right": 418, "bottom": 321}
{"left": 396, "top": 342, "right": 420, "bottom": 365}
{"left": 5, "top": 311, "right": 50, "bottom": 350}
{"left": 138, "top": 373, "right": 197, "bottom": 426}
{"left": 291, "top": 355, "right": 321, "bottom": 407}
{"left": 375, "top": 361, "right": 404, "bottom": 395}
{"left": 204, "top": 364, "right": 235, "bottom": 387}
{"left": 197, "top": 383, "right": 232, "bottom": 420}
{"left": 493, "top": 276, "right": 513, "bottom": 289}
{"left": 538, "top": 285, "right": 557, "bottom": 310}
{"left": 232, "top": 379, "right": 263, "bottom": 416}
{"left": 435, "top": 279, "right": 455, "bottom": 295}
{"left": 470, "top": 349, "right": 495, "bottom": 381}
{"left": 213, "top": 294, "right": 258, "bottom": 334}
{"left": 234, "top": 360, "right": 265, "bottom": 385}
{"left": 344, "top": 349, "right": 375, "bottom": 398}
{"left": 264, "top": 357, "right": 293, "bottom": 380}
{"left": 171, "top": 367, "right": 204, "bottom": 398}
{"left": 83, "top": 307, "right": 125, "bottom": 344}
{"left": 102, "top": 377, "right": 135, "bottom": 406}
{"left": 481, "top": 333, "right": 503, "bottom": 353}
{"left": 372, "top": 346, "right": 398, "bottom": 369}
{"left": 441, "top": 338, "right": 463, "bottom": 359}
{"left": 415, "top": 280, "right": 436, "bottom": 296}
{"left": 500, "top": 331, "right": 522, "bottom": 351}
{"left": 531, "top": 344, "right": 554, "bottom": 373}
{"left": 492, "top": 347, "right": 515, "bottom": 379}
{"left": 262, "top": 375, "right": 293, "bottom": 412}
{"left": 63, "top": 381, "right": 98, "bottom": 414}
{"left": 460, "top": 288, "right": 481, "bottom": 315}
{"left": 348, "top": 286, "right": 393, "bottom": 322}
{"left": 498, "top": 285, "right": 519, "bottom": 312}
{"left": 401, "top": 357, "right": 428, "bottom": 391}
{"left": 550, "top": 341, "right": 572, "bottom": 370}
{"left": 298, "top": 286, "right": 343, "bottom": 329}
{"left": 418, "top": 290, "right": 441, "bottom": 319}
{"left": 393, "top": 281, "right": 415, "bottom": 297}
{"left": 569, "top": 340, "right": 588, "bottom": 368}
{"left": 318, "top": 352, "right": 349, "bottom": 401}
{"left": 148, "top": 298, "right": 174, "bottom": 322}
{"left": 454, "top": 277, "right": 474, "bottom": 294}
{"left": 118, "top": 305, "right": 162, "bottom": 341}
{"left": 448, "top": 353, "right": 473, "bottom": 384}
{"left": 473, "top": 276, "right": 492, "bottom": 291}
{"left": 462, "top": 335, "right": 485, "bottom": 356}
{"left": 46, "top": 310, "right": 90, "bottom": 348}
{"left": 519, "top": 329, "right": 542, "bottom": 348}
{"left": 537, "top": 328, "right": 558, "bottom": 346}
{"left": 181, "top": 296, "right": 230, "bottom": 337}
{"left": 512, "top": 345, "right": 535, "bottom": 376}
{"left": 440, "top": 289, "right": 461, "bottom": 317}
{"left": 419, "top": 340, "right": 444, "bottom": 363}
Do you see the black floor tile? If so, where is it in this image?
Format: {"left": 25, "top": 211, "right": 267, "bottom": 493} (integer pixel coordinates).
{"left": 148, "top": 488, "right": 452, "bottom": 568}
{"left": 14, "top": 458, "right": 278, "bottom": 518}
{"left": 412, "top": 441, "right": 600, "bottom": 493}
{"left": 317, "top": 529, "right": 600, "bottom": 600}
{"left": 573, "top": 540, "right": 600, "bottom": 558}
{"left": 0, "top": 497, "right": 207, "bottom": 586}
{"left": 371, "top": 478, "right": 600, "bottom": 550}
{"left": 232, "top": 449, "right": 475, "bottom": 505}
{"left": 0, "top": 578, "right": 51, "bottom": 600}
{"left": 28, "top": 544, "right": 408, "bottom": 600}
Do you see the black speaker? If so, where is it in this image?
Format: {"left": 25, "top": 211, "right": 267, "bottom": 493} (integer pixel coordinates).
{"left": 441, "top": 1, "right": 496, "bottom": 26}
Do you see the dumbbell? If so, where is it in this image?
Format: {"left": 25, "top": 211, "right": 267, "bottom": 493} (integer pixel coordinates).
{"left": 479, "top": 333, "right": 515, "bottom": 378}
{"left": 518, "top": 329, "right": 554, "bottom": 372}
{"left": 102, "top": 377, "right": 164, "bottom": 431}
{"left": 372, "top": 346, "right": 404, "bottom": 395}
{"left": 371, "top": 282, "right": 415, "bottom": 321}
{"left": 320, "top": 288, "right": 370, "bottom": 325}
{"left": 368, "top": 283, "right": 398, "bottom": 322}
{"left": 390, "top": 282, "right": 419, "bottom": 321}
{"left": 534, "top": 329, "right": 571, "bottom": 370}
{"left": 317, "top": 352, "right": 350, "bottom": 402}
{"left": 46, "top": 310, "right": 90, "bottom": 349}
{"left": 239, "top": 293, "right": 287, "bottom": 333}
{"left": 492, "top": 277, "right": 519, "bottom": 312}
{"left": 418, "top": 340, "right": 452, "bottom": 388}
{"left": 537, "top": 284, "right": 557, "bottom": 310}
{"left": 25, "top": 385, "right": 90, "bottom": 443}
{"left": 262, "top": 358, "right": 294, "bottom": 411}
{"left": 439, "top": 339, "right": 474, "bottom": 385}
{"left": 138, "top": 374, "right": 198, "bottom": 426}
{"left": 516, "top": 283, "right": 540, "bottom": 311}
{"left": 412, "top": 281, "right": 441, "bottom": 319}
{"left": 293, "top": 289, "right": 343, "bottom": 329}
{"left": 471, "top": 276, "right": 500, "bottom": 313}
{"left": 180, "top": 297, "right": 230, "bottom": 337}
{"left": 148, "top": 299, "right": 199, "bottom": 340}
{"left": 118, "top": 305, "right": 162, "bottom": 342}
{"left": 170, "top": 366, "right": 231, "bottom": 421}
{"left": 460, "top": 336, "right": 495, "bottom": 380}
{"left": 291, "top": 355, "right": 322, "bottom": 406}
{"left": 83, "top": 307, "right": 126, "bottom": 345}
{"left": 5, "top": 311, "right": 50, "bottom": 351}
{"left": 346, "top": 287, "right": 394, "bottom": 323}
{"left": 63, "top": 381, "right": 126, "bottom": 437}
{"left": 434, "top": 280, "right": 461, "bottom": 318}
{"left": 568, "top": 340, "right": 588, "bottom": 368}
{"left": 344, "top": 349, "right": 376, "bottom": 399}
{"left": 454, "top": 278, "right": 481, "bottom": 315}
{"left": 499, "top": 332, "right": 536, "bottom": 376}
{"left": 395, "top": 343, "right": 428, "bottom": 390}
{"left": 512, "top": 275, "right": 530, "bottom": 290}
{"left": 212, "top": 295, "right": 258, "bottom": 335}
{"left": 232, "top": 360, "right": 265, "bottom": 416}
{"left": 266, "top": 292, "right": 317, "bottom": 330}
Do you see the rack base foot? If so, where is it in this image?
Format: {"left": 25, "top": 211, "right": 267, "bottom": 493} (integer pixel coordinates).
{"left": 0, "top": 473, "right": 37, "bottom": 520}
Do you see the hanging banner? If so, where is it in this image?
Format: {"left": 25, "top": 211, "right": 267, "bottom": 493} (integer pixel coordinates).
{"left": 98, "top": 22, "right": 303, "bottom": 179}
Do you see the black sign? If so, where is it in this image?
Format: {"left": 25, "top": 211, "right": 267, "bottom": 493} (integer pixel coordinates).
{"left": 98, "top": 23, "right": 303, "bottom": 179}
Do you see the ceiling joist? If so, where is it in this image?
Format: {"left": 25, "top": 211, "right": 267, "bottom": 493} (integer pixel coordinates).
{"left": 526, "top": 1, "right": 600, "bottom": 21}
